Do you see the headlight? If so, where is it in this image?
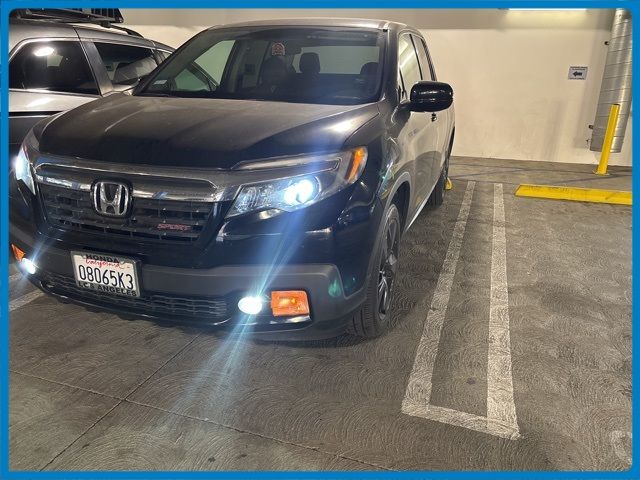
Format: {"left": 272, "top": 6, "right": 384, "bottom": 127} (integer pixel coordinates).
{"left": 227, "top": 147, "right": 367, "bottom": 218}
{"left": 13, "top": 132, "right": 37, "bottom": 195}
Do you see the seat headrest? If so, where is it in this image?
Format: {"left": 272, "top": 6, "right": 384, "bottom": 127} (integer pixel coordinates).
{"left": 360, "top": 62, "right": 378, "bottom": 76}
{"left": 299, "top": 52, "right": 320, "bottom": 75}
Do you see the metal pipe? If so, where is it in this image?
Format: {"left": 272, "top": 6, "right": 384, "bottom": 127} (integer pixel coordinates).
{"left": 590, "top": 9, "right": 632, "bottom": 153}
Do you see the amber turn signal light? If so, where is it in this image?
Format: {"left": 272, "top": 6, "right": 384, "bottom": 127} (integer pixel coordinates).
{"left": 346, "top": 147, "right": 368, "bottom": 183}
{"left": 271, "top": 291, "right": 310, "bottom": 317}
{"left": 11, "top": 244, "right": 25, "bottom": 262}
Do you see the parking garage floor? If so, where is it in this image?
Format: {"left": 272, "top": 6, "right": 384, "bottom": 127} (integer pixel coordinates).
{"left": 8, "top": 157, "right": 632, "bottom": 471}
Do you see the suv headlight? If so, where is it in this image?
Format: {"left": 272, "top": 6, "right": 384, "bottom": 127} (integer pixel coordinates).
{"left": 13, "top": 130, "right": 37, "bottom": 195}
{"left": 227, "top": 147, "right": 368, "bottom": 218}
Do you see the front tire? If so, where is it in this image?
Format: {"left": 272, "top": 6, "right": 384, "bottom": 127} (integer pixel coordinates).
{"left": 348, "top": 203, "right": 401, "bottom": 338}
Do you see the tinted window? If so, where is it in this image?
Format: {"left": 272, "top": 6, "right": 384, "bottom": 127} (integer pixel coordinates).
{"left": 140, "top": 28, "right": 385, "bottom": 105}
{"left": 9, "top": 41, "right": 98, "bottom": 94}
{"left": 398, "top": 34, "right": 421, "bottom": 100}
{"left": 412, "top": 35, "right": 435, "bottom": 81}
{"left": 95, "top": 42, "right": 158, "bottom": 87}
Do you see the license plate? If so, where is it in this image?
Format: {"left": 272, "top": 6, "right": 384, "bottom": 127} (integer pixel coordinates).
{"left": 71, "top": 251, "right": 140, "bottom": 298}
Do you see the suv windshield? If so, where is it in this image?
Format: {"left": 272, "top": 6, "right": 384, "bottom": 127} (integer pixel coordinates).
{"left": 138, "top": 27, "right": 385, "bottom": 105}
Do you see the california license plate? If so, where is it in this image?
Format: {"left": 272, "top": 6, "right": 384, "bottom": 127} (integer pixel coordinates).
{"left": 71, "top": 251, "right": 140, "bottom": 297}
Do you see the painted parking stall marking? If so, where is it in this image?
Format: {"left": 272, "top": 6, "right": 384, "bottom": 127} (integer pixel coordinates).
{"left": 9, "top": 267, "right": 44, "bottom": 312}
{"left": 610, "top": 430, "right": 632, "bottom": 466}
{"left": 9, "top": 271, "right": 22, "bottom": 284}
{"left": 401, "top": 181, "right": 475, "bottom": 417}
{"left": 402, "top": 182, "right": 520, "bottom": 440}
{"left": 486, "top": 183, "right": 518, "bottom": 434}
{"left": 9, "top": 290, "right": 44, "bottom": 312}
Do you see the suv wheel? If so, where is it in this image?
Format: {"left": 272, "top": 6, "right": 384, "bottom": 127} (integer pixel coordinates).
{"left": 349, "top": 203, "right": 401, "bottom": 338}
{"left": 427, "top": 158, "right": 449, "bottom": 207}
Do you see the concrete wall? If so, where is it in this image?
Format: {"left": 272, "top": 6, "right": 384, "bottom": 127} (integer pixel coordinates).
{"left": 123, "top": 9, "right": 632, "bottom": 166}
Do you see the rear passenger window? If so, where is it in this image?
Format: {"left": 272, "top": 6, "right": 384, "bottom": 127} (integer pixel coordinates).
{"left": 9, "top": 41, "right": 99, "bottom": 94}
{"left": 94, "top": 42, "right": 159, "bottom": 87}
{"left": 398, "top": 34, "right": 421, "bottom": 100}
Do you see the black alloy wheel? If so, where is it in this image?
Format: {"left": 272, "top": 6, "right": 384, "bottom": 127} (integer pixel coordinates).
{"left": 377, "top": 211, "right": 400, "bottom": 321}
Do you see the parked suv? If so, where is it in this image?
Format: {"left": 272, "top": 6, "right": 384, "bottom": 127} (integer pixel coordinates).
{"left": 9, "top": 9, "right": 173, "bottom": 159}
{"left": 10, "top": 19, "right": 455, "bottom": 339}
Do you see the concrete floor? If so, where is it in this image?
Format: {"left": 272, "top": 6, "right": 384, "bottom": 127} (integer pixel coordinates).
{"left": 8, "top": 157, "right": 631, "bottom": 471}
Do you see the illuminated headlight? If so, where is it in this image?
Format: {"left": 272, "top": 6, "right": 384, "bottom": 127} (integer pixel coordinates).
{"left": 238, "top": 296, "right": 264, "bottom": 315}
{"left": 13, "top": 132, "right": 37, "bottom": 195}
{"left": 229, "top": 176, "right": 320, "bottom": 217}
{"left": 227, "top": 147, "right": 367, "bottom": 218}
{"left": 283, "top": 178, "right": 318, "bottom": 206}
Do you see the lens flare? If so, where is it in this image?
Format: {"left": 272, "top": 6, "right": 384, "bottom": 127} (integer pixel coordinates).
{"left": 283, "top": 178, "right": 318, "bottom": 206}
{"left": 237, "top": 296, "right": 264, "bottom": 315}
{"left": 21, "top": 258, "right": 37, "bottom": 275}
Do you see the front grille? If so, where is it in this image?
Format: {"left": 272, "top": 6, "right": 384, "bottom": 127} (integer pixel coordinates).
{"left": 41, "top": 272, "right": 229, "bottom": 322}
{"left": 40, "top": 184, "right": 222, "bottom": 243}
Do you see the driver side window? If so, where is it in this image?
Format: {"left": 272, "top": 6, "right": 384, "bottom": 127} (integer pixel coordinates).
{"left": 398, "top": 34, "right": 421, "bottom": 102}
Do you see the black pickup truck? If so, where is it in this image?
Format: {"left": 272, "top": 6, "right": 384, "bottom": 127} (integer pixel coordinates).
{"left": 10, "top": 18, "right": 455, "bottom": 339}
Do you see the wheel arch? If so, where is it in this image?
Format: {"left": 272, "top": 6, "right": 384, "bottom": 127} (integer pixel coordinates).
{"left": 391, "top": 181, "right": 410, "bottom": 231}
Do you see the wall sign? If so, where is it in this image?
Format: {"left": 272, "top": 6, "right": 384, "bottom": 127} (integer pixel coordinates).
{"left": 568, "top": 66, "right": 588, "bottom": 80}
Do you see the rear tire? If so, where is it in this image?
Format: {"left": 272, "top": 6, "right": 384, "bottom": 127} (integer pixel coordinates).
{"left": 427, "top": 161, "right": 447, "bottom": 207}
{"left": 348, "top": 204, "right": 401, "bottom": 338}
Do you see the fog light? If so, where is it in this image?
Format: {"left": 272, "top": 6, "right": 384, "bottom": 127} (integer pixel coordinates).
{"left": 21, "top": 258, "right": 37, "bottom": 275}
{"left": 238, "top": 296, "right": 264, "bottom": 315}
{"left": 271, "top": 291, "right": 310, "bottom": 317}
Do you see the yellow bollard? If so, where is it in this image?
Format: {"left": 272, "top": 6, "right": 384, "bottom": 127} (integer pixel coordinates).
{"left": 595, "top": 103, "right": 621, "bottom": 176}
{"left": 445, "top": 178, "right": 453, "bottom": 190}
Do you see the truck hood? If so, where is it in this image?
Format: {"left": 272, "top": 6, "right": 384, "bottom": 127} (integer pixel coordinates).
{"left": 37, "top": 94, "right": 379, "bottom": 169}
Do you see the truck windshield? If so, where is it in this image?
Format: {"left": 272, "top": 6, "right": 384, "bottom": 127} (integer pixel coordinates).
{"left": 138, "top": 27, "right": 385, "bottom": 105}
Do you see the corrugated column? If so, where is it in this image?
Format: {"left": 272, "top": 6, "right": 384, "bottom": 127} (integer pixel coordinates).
{"left": 590, "top": 9, "right": 632, "bottom": 153}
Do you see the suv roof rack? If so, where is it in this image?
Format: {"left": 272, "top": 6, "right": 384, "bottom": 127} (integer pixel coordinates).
{"left": 10, "top": 8, "right": 143, "bottom": 38}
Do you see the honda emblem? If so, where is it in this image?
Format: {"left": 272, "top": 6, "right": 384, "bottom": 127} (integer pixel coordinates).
{"left": 92, "top": 180, "right": 131, "bottom": 217}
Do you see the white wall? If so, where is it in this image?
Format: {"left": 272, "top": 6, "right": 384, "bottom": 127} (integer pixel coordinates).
{"left": 123, "top": 9, "right": 632, "bottom": 167}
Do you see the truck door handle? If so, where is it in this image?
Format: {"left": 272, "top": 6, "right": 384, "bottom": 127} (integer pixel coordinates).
{"left": 431, "top": 113, "right": 437, "bottom": 122}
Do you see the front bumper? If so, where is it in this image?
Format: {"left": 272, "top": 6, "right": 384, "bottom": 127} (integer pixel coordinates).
{"left": 10, "top": 224, "right": 365, "bottom": 340}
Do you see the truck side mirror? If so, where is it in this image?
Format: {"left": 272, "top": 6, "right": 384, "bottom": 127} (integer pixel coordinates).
{"left": 409, "top": 81, "right": 453, "bottom": 112}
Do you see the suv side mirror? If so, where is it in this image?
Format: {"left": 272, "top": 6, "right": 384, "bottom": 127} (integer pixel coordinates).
{"left": 409, "top": 81, "right": 453, "bottom": 112}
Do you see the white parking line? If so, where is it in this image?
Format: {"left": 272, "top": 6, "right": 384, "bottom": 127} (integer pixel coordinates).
{"left": 9, "top": 290, "right": 44, "bottom": 312}
{"left": 402, "top": 181, "right": 475, "bottom": 413}
{"left": 610, "top": 430, "right": 632, "bottom": 465}
{"left": 402, "top": 182, "right": 520, "bottom": 440}
{"left": 487, "top": 183, "right": 519, "bottom": 434}
{"left": 9, "top": 271, "right": 22, "bottom": 284}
